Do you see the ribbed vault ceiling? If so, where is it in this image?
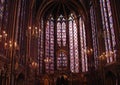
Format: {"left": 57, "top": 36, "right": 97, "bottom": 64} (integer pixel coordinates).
{"left": 33, "top": 0, "right": 87, "bottom": 20}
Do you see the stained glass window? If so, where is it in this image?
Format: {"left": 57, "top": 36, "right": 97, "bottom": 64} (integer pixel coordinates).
{"left": 45, "top": 16, "right": 54, "bottom": 73}
{"left": 69, "top": 14, "right": 79, "bottom": 73}
{"left": 0, "top": 0, "right": 9, "bottom": 29}
{"left": 0, "top": 0, "right": 5, "bottom": 27}
{"left": 100, "top": 0, "right": 116, "bottom": 63}
{"left": 2, "top": 0, "right": 8, "bottom": 29}
{"left": 90, "top": 5, "right": 98, "bottom": 69}
{"left": 79, "top": 17, "right": 88, "bottom": 72}
{"left": 41, "top": 14, "right": 86, "bottom": 74}
{"left": 39, "top": 19, "right": 44, "bottom": 73}
{"left": 57, "top": 21, "right": 62, "bottom": 46}
{"left": 57, "top": 51, "right": 67, "bottom": 70}
{"left": 0, "top": 0, "right": 9, "bottom": 54}
{"left": 62, "top": 22, "right": 66, "bottom": 46}
{"left": 57, "top": 15, "right": 66, "bottom": 47}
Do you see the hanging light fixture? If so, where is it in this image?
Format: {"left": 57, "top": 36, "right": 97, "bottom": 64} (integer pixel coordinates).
{"left": 44, "top": 57, "right": 51, "bottom": 63}
{"left": 0, "top": 30, "right": 7, "bottom": 41}
{"left": 27, "top": 26, "right": 41, "bottom": 38}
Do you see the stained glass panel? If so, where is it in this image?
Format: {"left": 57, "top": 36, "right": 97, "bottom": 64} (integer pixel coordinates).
{"left": 57, "top": 16, "right": 66, "bottom": 47}
{"left": 39, "top": 19, "right": 44, "bottom": 73}
{"left": 69, "top": 14, "right": 79, "bottom": 73}
{"left": 0, "top": 0, "right": 5, "bottom": 23}
{"left": 45, "top": 17, "right": 54, "bottom": 73}
{"left": 57, "top": 51, "right": 67, "bottom": 70}
{"left": 100, "top": 0, "right": 116, "bottom": 63}
{"left": 90, "top": 5, "right": 98, "bottom": 69}
{"left": 79, "top": 17, "right": 88, "bottom": 72}
{"left": 62, "top": 22, "right": 66, "bottom": 46}
{"left": 57, "top": 22, "right": 61, "bottom": 46}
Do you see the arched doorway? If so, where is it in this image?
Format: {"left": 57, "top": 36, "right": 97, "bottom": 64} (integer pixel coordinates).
{"left": 44, "top": 78, "right": 49, "bottom": 85}
{"left": 105, "top": 71, "right": 117, "bottom": 85}
{"left": 16, "top": 73, "right": 25, "bottom": 85}
{"left": 43, "top": 75, "right": 51, "bottom": 85}
{"left": 56, "top": 75, "right": 68, "bottom": 85}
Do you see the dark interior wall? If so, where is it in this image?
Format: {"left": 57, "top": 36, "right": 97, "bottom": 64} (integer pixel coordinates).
{"left": 16, "top": 73, "right": 25, "bottom": 85}
{"left": 105, "top": 71, "right": 116, "bottom": 85}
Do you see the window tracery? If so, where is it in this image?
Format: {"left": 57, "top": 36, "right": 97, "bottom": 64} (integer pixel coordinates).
{"left": 57, "top": 15, "right": 66, "bottom": 47}
{"left": 42, "top": 14, "right": 87, "bottom": 73}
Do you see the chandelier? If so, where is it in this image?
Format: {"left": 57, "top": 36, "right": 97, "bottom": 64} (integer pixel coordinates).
{"left": 44, "top": 57, "right": 52, "bottom": 63}
{"left": 27, "top": 26, "right": 41, "bottom": 38}
{"left": 0, "top": 30, "right": 7, "bottom": 41}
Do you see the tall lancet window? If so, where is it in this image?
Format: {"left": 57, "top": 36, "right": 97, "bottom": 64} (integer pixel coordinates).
{"left": 79, "top": 17, "right": 88, "bottom": 72}
{"left": 100, "top": 0, "right": 116, "bottom": 63}
{"left": 0, "top": 0, "right": 8, "bottom": 54}
{"left": 57, "top": 15, "right": 66, "bottom": 46}
{"left": 0, "top": 0, "right": 9, "bottom": 29}
{"left": 57, "top": 15, "right": 67, "bottom": 70}
{"left": 45, "top": 16, "right": 54, "bottom": 73}
{"left": 69, "top": 14, "right": 79, "bottom": 73}
{"left": 39, "top": 19, "right": 44, "bottom": 73}
{"left": 0, "top": 0, "right": 5, "bottom": 26}
{"left": 90, "top": 4, "right": 98, "bottom": 69}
